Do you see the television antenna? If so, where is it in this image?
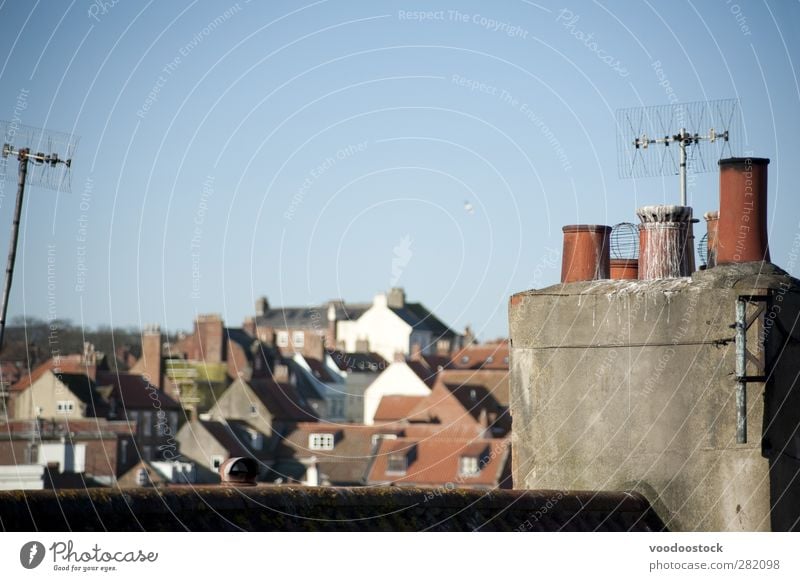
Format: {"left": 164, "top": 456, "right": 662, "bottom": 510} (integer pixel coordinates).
{"left": 0, "top": 121, "right": 77, "bottom": 351}
{"left": 616, "top": 99, "right": 741, "bottom": 206}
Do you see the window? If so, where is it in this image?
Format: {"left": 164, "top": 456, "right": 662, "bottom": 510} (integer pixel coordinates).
{"left": 142, "top": 411, "right": 152, "bottom": 437}
{"left": 293, "top": 331, "right": 305, "bottom": 348}
{"left": 276, "top": 331, "right": 289, "bottom": 347}
{"left": 387, "top": 454, "right": 407, "bottom": 474}
{"left": 120, "top": 440, "right": 129, "bottom": 465}
{"left": 461, "top": 356, "right": 469, "bottom": 364}
{"left": 136, "top": 468, "right": 149, "bottom": 486}
{"left": 56, "top": 400, "right": 75, "bottom": 414}
{"left": 459, "top": 456, "right": 481, "bottom": 476}
{"left": 211, "top": 455, "right": 224, "bottom": 470}
{"left": 308, "top": 433, "right": 335, "bottom": 451}
{"left": 169, "top": 412, "right": 178, "bottom": 436}
{"left": 249, "top": 404, "right": 258, "bottom": 417}
{"left": 503, "top": 356, "right": 509, "bottom": 365}
{"left": 486, "top": 356, "right": 494, "bottom": 364}
{"left": 142, "top": 445, "right": 152, "bottom": 461}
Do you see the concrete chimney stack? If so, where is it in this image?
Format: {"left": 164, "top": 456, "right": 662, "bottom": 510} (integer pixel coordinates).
{"left": 636, "top": 205, "right": 693, "bottom": 280}
{"left": 717, "top": 158, "right": 770, "bottom": 264}
{"left": 560, "top": 225, "right": 611, "bottom": 283}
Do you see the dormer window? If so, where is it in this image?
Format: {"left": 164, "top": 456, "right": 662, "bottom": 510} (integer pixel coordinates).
{"left": 308, "top": 433, "right": 335, "bottom": 451}
{"left": 461, "top": 356, "right": 469, "bottom": 364}
{"left": 485, "top": 356, "right": 494, "bottom": 364}
{"left": 292, "top": 331, "right": 305, "bottom": 348}
{"left": 387, "top": 454, "right": 407, "bottom": 475}
{"left": 503, "top": 356, "right": 509, "bottom": 365}
{"left": 459, "top": 456, "right": 481, "bottom": 476}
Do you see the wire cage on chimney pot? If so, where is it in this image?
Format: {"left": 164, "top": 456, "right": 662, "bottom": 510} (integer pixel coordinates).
{"left": 610, "top": 223, "right": 639, "bottom": 259}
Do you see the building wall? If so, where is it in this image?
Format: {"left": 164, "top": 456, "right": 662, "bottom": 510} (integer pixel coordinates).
{"left": 175, "top": 422, "right": 229, "bottom": 479}
{"left": 337, "top": 297, "right": 412, "bottom": 362}
{"left": 363, "top": 361, "right": 431, "bottom": 425}
{"left": 12, "top": 371, "right": 87, "bottom": 420}
{"left": 509, "top": 264, "right": 800, "bottom": 531}
{"left": 207, "top": 379, "right": 274, "bottom": 435}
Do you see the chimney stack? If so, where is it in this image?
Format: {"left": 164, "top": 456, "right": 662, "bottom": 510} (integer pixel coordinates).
{"left": 610, "top": 259, "right": 639, "bottom": 280}
{"left": 387, "top": 287, "right": 406, "bottom": 309}
{"left": 560, "top": 225, "right": 611, "bottom": 283}
{"left": 704, "top": 211, "right": 719, "bottom": 268}
{"left": 717, "top": 158, "right": 770, "bottom": 264}
{"left": 195, "top": 314, "right": 225, "bottom": 364}
{"left": 140, "top": 324, "right": 162, "bottom": 389}
{"left": 255, "top": 296, "right": 269, "bottom": 317}
{"left": 636, "top": 205, "right": 693, "bottom": 280}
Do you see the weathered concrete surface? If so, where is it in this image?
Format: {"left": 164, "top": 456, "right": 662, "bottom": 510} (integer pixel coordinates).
{"left": 0, "top": 486, "right": 664, "bottom": 531}
{"left": 509, "top": 262, "right": 800, "bottom": 531}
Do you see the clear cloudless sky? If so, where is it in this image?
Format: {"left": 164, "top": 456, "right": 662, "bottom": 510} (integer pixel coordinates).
{"left": 0, "top": 0, "right": 798, "bottom": 340}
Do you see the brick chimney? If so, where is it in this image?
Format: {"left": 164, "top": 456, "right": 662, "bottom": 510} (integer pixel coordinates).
{"left": 195, "top": 314, "right": 225, "bottom": 364}
{"left": 140, "top": 324, "right": 162, "bottom": 389}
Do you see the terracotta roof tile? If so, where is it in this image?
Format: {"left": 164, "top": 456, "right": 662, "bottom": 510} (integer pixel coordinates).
{"left": 373, "top": 395, "right": 428, "bottom": 422}
{"left": 367, "top": 437, "right": 510, "bottom": 488}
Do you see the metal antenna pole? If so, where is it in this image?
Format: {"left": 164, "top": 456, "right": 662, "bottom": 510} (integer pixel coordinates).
{"left": 679, "top": 128, "right": 687, "bottom": 207}
{"left": 0, "top": 150, "right": 30, "bottom": 352}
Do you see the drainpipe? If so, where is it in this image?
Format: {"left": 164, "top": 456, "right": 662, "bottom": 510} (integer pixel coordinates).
{"left": 734, "top": 298, "right": 747, "bottom": 444}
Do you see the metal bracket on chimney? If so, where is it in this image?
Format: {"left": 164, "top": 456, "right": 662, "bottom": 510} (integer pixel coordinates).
{"left": 734, "top": 295, "right": 768, "bottom": 444}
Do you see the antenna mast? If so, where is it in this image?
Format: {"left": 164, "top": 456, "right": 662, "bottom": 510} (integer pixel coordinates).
{"left": 617, "top": 99, "right": 741, "bottom": 206}
{"left": 0, "top": 122, "right": 76, "bottom": 352}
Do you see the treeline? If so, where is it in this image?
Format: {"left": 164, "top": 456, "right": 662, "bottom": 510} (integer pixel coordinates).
{"left": 0, "top": 317, "right": 173, "bottom": 370}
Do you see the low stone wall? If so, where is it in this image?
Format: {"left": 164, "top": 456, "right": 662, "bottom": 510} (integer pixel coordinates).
{"left": 0, "top": 486, "right": 664, "bottom": 531}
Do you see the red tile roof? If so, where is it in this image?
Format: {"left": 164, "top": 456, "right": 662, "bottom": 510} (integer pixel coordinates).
{"left": 271, "top": 423, "right": 404, "bottom": 485}
{"left": 10, "top": 356, "right": 92, "bottom": 393}
{"left": 449, "top": 343, "right": 509, "bottom": 370}
{"left": 373, "top": 395, "right": 427, "bottom": 422}
{"left": 367, "top": 437, "right": 511, "bottom": 488}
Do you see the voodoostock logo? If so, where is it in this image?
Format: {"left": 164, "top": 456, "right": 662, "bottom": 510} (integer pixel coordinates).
{"left": 19, "top": 541, "right": 46, "bottom": 569}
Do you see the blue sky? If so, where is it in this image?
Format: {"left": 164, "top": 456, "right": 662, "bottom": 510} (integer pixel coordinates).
{"left": 0, "top": 0, "right": 798, "bottom": 341}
